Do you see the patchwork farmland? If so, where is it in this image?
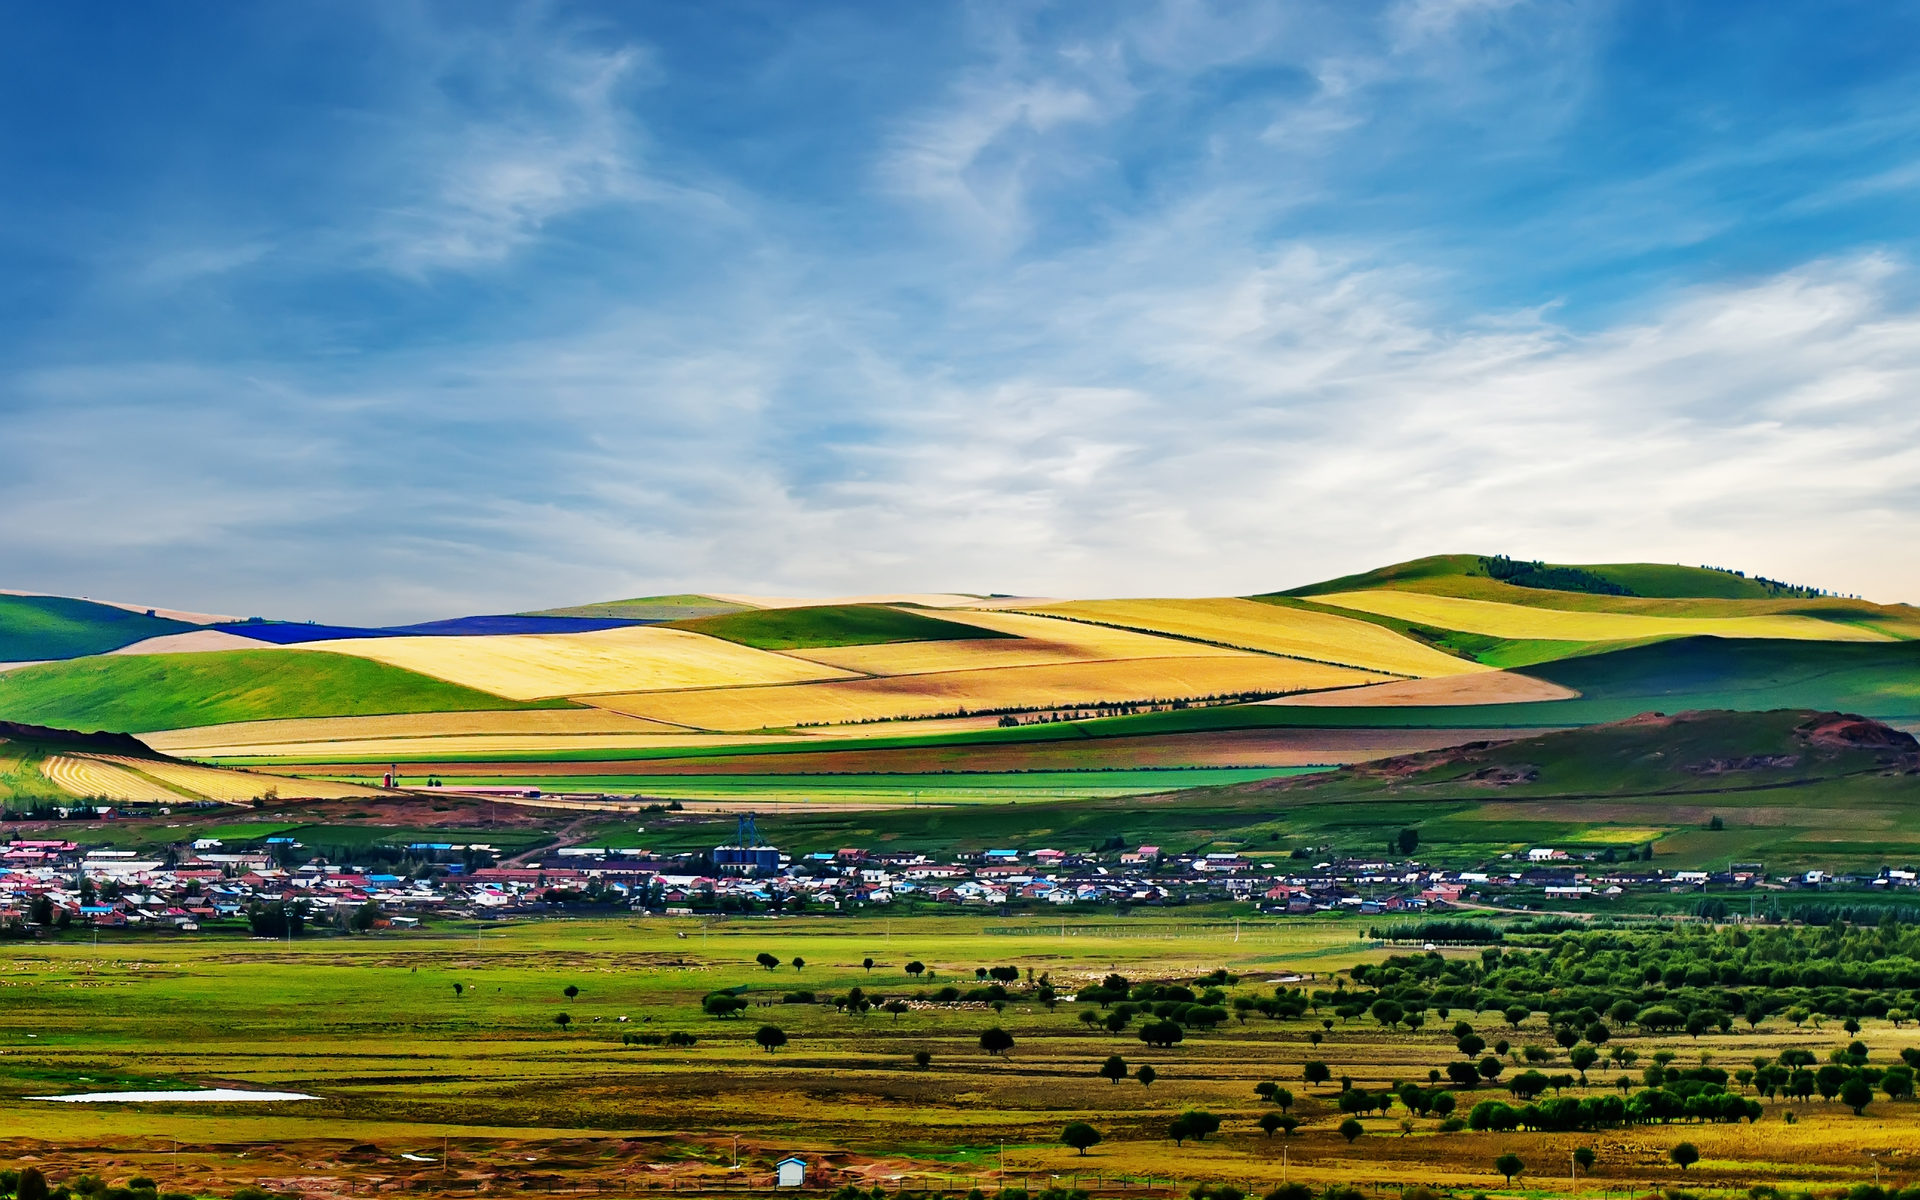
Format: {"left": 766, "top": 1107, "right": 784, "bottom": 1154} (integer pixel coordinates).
{"left": 3, "top": 556, "right": 1915, "bottom": 808}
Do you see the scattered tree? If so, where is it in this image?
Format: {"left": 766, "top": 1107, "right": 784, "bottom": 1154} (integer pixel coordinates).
{"left": 979, "top": 1027, "right": 1015, "bottom": 1057}
{"left": 1670, "top": 1143, "right": 1699, "bottom": 1172}
{"left": 754, "top": 1024, "right": 788, "bottom": 1053}
{"left": 1062, "top": 1122, "right": 1102, "bottom": 1156}
{"left": 1494, "top": 1154, "right": 1524, "bottom": 1186}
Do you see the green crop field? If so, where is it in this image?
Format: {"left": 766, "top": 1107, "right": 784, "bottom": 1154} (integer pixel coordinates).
{"left": 668, "top": 603, "right": 1015, "bottom": 650}
{"left": 2, "top": 914, "right": 1920, "bottom": 1199}
{"left": 0, "top": 650, "right": 570, "bottom": 733}
{"left": 0, "top": 595, "right": 196, "bottom": 662}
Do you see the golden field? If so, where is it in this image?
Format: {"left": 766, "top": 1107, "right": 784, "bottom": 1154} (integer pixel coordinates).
{"left": 289, "top": 625, "right": 857, "bottom": 700}
{"left": 586, "top": 654, "right": 1387, "bottom": 730}
{"left": 89, "top": 754, "right": 390, "bottom": 802}
{"left": 1024, "top": 597, "right": 1488, "bottom": 677}
{"left": 144, "top": 708, "right": 686, "bottom": 754}
{"left": 40, "top": 755, "right": 181, "bottom": 803}
{"left": 1311, "top": 589, "right": 1892, "bottom": 642}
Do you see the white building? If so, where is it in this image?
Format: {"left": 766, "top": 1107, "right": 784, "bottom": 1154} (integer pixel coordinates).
{"left": 776, "top": 1158, "right": 807, "bottom": 1188}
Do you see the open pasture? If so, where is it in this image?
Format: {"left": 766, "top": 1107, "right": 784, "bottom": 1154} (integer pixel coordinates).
{"left": 1311, "top": 590, "right": 1890, "bottom": 644}
{"left": 585, "top": 656, "right": 1388, "bottom": 731}
{"left": 0, "top": 650, "right": 565, "bottom": 732}
{"left": 1026, "top": 599, "right": 1486, "bottom": 678}
{"left": 291, "top": 626, "right": 856, "bottom": 701}
{"left": 1, "top": 916, "right": 1918, "bottom": 1198}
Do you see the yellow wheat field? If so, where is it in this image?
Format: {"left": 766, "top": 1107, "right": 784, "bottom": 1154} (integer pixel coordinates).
{"left": 1024, "top": 597, "right": 1488, "bottom": 677}
{"left": 289, "top": 626, "right": 857, "bottom": 700}
{"left": 89, "top": 754, "right": 388, "bottom": 801}
{"left": 41, "top": 756, "right": 182, "bottom": 803}
{"left": 1312, "top": 589, "right": 1892, "bottom": 642}
{"left": 178, "top": 732, "right": 815, "bottom": 759}
{"left": 587, "top": 655, "right": 1386, "bottom": 731}
{"left": 145, "top": 708, "right": 686, "bottom": 754}
{"left": 911, "top": 608, "right": 1247, "bottom": 655}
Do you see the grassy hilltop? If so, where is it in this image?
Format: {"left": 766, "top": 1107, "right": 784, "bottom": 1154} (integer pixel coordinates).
{"left": 0, "top": 554, "right": 1914, "bottom": 824}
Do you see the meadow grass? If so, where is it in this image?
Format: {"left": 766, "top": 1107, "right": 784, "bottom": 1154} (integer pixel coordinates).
{"left": 0, "top": 651, "right": 566, "bottom": 732}
{"left": 0, "top": 595, "right": 195, "bottom": 662}
{"left": 0, "top": 914, "right": 1916, "bottom": 1197}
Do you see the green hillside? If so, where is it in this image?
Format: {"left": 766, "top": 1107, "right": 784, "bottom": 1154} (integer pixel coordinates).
{"left": 0, "top": 594, "right": 195, "bottom": 661}
{"left": 606, "top": 709, "right": 1920, "bottom": 870}
{"left": 528, "top": 594, "right": 751, "bottom": 620}
{"left": 1274, "top": 556, "right": 1920, "bottom": 640}
{"left": 0, "top": 650, "right": 568, "bottom": 733}
{"left": 668, "top": 603, "right": 1015, "bottom": 650}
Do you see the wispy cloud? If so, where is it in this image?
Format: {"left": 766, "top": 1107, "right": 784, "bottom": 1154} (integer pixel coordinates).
{"left": 5, "top": 2, "right": 1920, "bottom": 619}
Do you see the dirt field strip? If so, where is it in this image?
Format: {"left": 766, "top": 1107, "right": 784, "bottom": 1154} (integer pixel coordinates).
{"left": 1314, "top": 589, "right": 1891, "bottom": 642}
{"left": 1024, "top": 597, "right": 1488, "bottom": 678}
{"left": 178, "top": 731, "right": 821, "bottom": 759}
{"left": 107, "top": 629, "right": 273, "bottom": 655}
{"left": 1266, "top": 670, "right": 1579, "bottom": 707}
{"left": 287, "top": 625, "right": 859, "bottom": 700}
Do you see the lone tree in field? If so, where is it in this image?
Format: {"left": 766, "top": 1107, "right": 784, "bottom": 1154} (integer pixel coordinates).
{"left": 1257, "top": 1112, "right": 1284, "bottom": 1138}
{"left": 452, "top": 982, "right": 463, "bottom": 998}
{"left": 1304, "top": 1061, "right": 1331, "bottom": 1087}
{"left": 884, "top": 1000, "right": 909, "bottom": 1020}
{"left": 863, "top": 957, "right": 875, "bottom": 972}
{"left": 1062, "top": 1122, "right": 1102, "bottom": 1156}
{"left": 1339, "top": 1118, "right": 1363, "bottom": 1143}
{"left": 1169, "top": 1110, "right": 1220, "bottom": 1146}
{"left": 791, "top": 956, "right": 805, "bottom": 971}
{"left": 563, "top": 984, "right": 579, "bottom": 999}
{"left": 912, "top": 1050, "right": 931, "bottom": 1069}
{"left": 905, "top": 960, "right": 925, "bottom": 977}
{"left": 554, "top": 1012, "right": 572, "bottom": 1030}
{"left": 1099, "top": 1055, "right": 1129, "bottom": 1084}
{"left": 1573, "top": 1147, "right": 1596, "bottom": 1174}
{"left": 754, "top": 1024, "right": 788, "bottom": 1053}
{"left": 1136, "top": 1064, "right": 1157, "bottom": 1088}
{"left": 979, "top": 1027, "right": 1015, "bottom": 1057}
{"left": 1670, "top": 1143, "right": 1699, "bottom": 1172}
{"left": 756, "top": 952, "right": 780, "bottom": 970}
{"left": 1494, "top": 1154, "right": 1524, "bottom": 1186}
{"left": 1396, "top": 828, "right": 1420, "bottom": 856}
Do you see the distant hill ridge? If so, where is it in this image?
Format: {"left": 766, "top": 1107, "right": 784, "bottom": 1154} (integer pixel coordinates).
{"left": 1285, "top": 553, "right": 1849, "bottom": 601}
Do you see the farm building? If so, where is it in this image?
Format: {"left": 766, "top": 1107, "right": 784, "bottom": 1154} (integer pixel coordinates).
{"left": 776, "top": 1157, "right": 807, "bottom": 1188}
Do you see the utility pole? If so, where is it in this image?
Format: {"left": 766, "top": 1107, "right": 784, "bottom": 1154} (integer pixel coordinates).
{"left": 1569, "top": 1148, "right": 1576, "bottom": 1196}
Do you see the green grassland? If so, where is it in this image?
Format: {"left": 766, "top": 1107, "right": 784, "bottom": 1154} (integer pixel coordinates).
{"left": 374, "top": 768, "right": 1325, "bottom": 808}
{"left": 1275, "top": 554, "right": 1920, "bottom": 634}
{"left": 0, "top": 915, "right": 1916, "bottom": 1198}
{"left": 0, "top": 595, "right": 196, "bottom": 662}
{"left": 668, "top": 603, "right": 1016, "bottom": 650}
{"left": 0, "top": 650, "right": 569, "bottom": 733}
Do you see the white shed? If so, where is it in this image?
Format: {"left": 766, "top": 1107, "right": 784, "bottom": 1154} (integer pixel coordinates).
{"left": 776, "top": 1157, "right": 807, "bottom": 1188}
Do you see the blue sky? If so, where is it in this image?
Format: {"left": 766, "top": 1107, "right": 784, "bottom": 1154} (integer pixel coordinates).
{"left": 4, "top": 1, "right": 1920, "bottom": 621}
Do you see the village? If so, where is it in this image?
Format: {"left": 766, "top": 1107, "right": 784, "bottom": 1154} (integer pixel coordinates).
{"left": 0, "top": 821, "right": 1912, "bottom": 934}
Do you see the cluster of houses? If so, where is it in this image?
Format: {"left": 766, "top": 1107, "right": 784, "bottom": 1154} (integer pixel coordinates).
{"left": 4, "top": 829, "right": 1916, "bottom": 933}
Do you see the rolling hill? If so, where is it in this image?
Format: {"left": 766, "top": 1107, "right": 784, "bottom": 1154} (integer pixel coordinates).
{"left": 1, "top": 556, "right": 1911, "bottom": 796}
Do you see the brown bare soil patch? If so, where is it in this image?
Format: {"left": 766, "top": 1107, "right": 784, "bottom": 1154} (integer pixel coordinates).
{"left": 1265, "top": 670, "right": 1578, "bottom": 707}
